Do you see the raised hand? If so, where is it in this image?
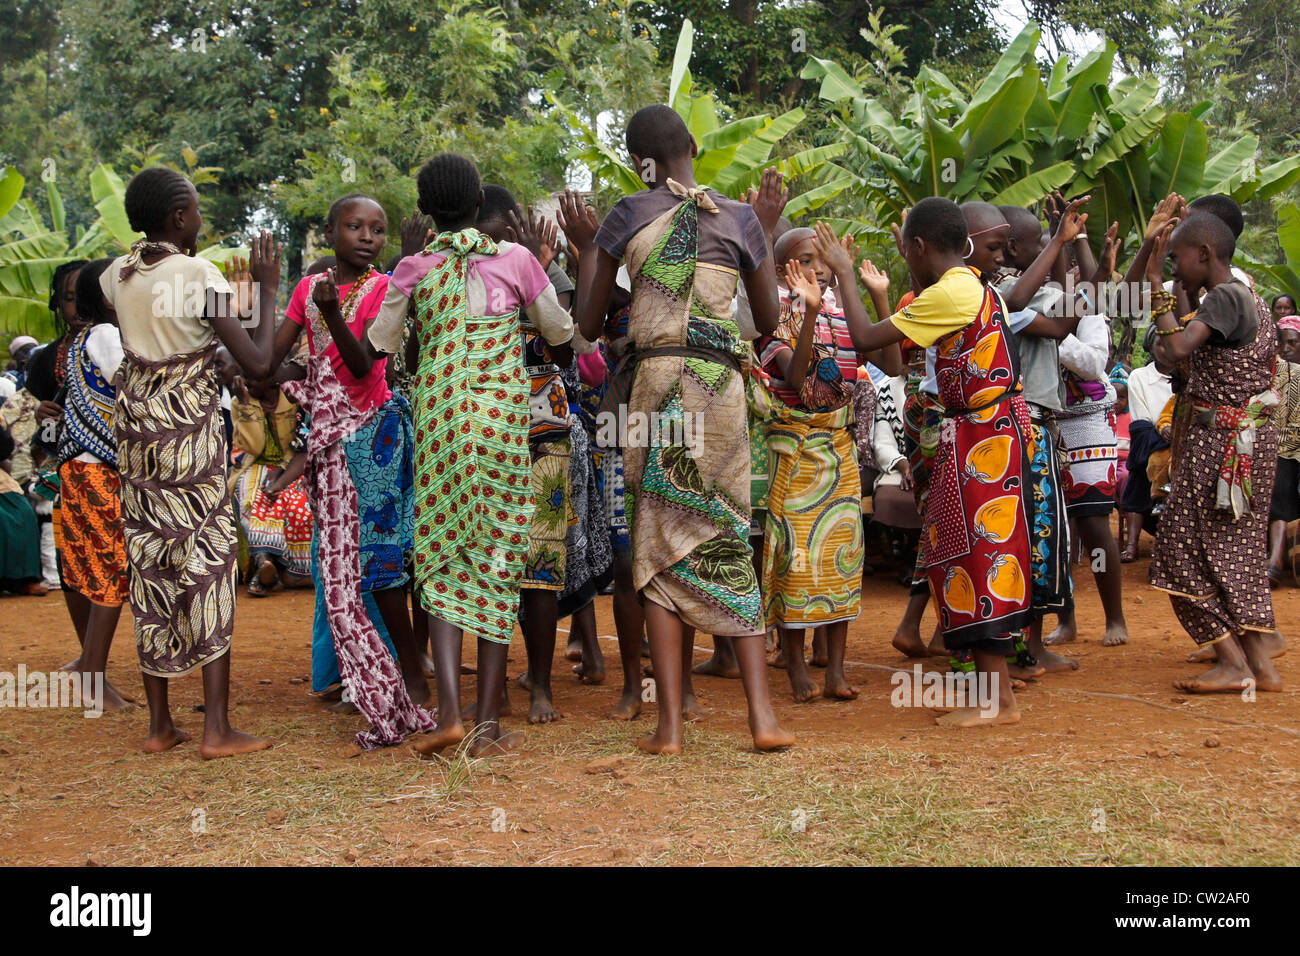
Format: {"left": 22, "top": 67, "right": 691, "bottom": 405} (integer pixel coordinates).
{"left": 248, "top": 230, "right": 282, "bottom": 293}
{"left": 813, "top": 221, "right": 855, "bottom": 277}
{"left": 225, "top": 254, "right": 254, "bottom": 320}
{"left": 1146, "top": 221, "right": 1175, "bottom": 284}
{"left": 784, "top": 259, "right": 822, "bottom": 315}
{"left": 312, "top": 267, "right": 340, "bottom": 316}
{"left": 745, "top": 167, "right": 789, "bottom": 239}
{"left": 509, "top": 205, "right": 560, "bottom": 270}
{"left": 1097, "top": 220, "right": 1120, "bottom": 280}
{"left": 556, "top": 188, "right": 600, "bottom": 254}
{"left": 858, "top": 259, "right": 890, "bottom": 298}
{"left": 1055, "top": 195, "right": 1091, "bottom": 243}
{"left": 890, "top": 208, "right": 911, "bottom": 258}
{"left": 400, "top": 212, "right": 433, "bottom": 257}
{"left": 1145, "top": 192, "right": 1183, "bottom": 243}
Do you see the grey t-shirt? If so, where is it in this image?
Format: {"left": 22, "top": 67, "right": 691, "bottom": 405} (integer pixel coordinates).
{"left": 1192, "top": 279, "right": 1258, "bottom": 348}
{"left": 546, "top": 260, "right": 575, "bottom": 297}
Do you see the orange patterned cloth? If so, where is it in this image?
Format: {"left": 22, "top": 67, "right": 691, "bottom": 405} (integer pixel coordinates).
{"left": 58, "top": 459, "right": 128, "bottom": 607}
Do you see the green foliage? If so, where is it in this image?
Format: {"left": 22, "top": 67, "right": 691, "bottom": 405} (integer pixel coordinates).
{"left": 556, "top": 18, "right": 844, "bottom": 208}
{"left": 0, "top": 162, "right": 242, "bottom": 341}
{"left": 803, "top": 19, "right": 1294, "bottom": 267}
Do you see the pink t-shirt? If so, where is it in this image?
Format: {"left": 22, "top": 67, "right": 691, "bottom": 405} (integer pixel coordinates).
{"left": 287, "top": 272, "right": 392, "bottom": 412}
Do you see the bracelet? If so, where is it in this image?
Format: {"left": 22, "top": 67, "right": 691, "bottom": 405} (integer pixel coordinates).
{"left": 1154, "top": 325, "right": 1181, "bottom": 336}
{"left": 1150, "top": 289, "right": 1176, "bottom": 318}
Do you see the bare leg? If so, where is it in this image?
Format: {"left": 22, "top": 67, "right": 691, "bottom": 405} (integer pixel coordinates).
{"left": 1082, "top": 513, "right": 1129, "bottom": 645}
{"left": 414, "top": 615, "right": 467, "bottom": 756}
{"left": 371, "top": 585, "right": 431, "bottom": 706}
{"left": 197, "top": 651, "right": 273, "bottom": 758}
{"left": 733, "top": 633, "right": 795, "bottom": 750}
{"left": 891, "top": 590, "right": 930, "bottom": 658}
{"left": 141, "top": 673, "right": 189, "bottom": 752}
{"left": 1175, "top": 634, "right": 1265, "bottom": 694}
{"left": 76, "top": 603, "right": 130, "bottom": 712}
{"left": 521, "top": 588, "right": 560, "bottom": 723}
{"left": 810, "top": 625, "right": 828, "bottom": 667}
{"left": 1027, "top": 617, "right": 1078, "bottom": 672}
{"left": 638, "top": 599, "right": 684, "bottom": 754}
{"left": 935, "top": 648, "right": 1021, "bottom": 727}
{"left": 468, "top": 639, "right": 523, "bottom": 756}
{"left": 821, "top": 620, "right": 858, "bottom": 699}
{"left": 694, "top": 634, "right": 740, "bottom": 677}
{"left": 570, "top": 601, "right": 604, "bottom": 684}
{"left": 608, "top": 554, "right": 643, "bottom": 720}
{"left": 414, "top": 591, "right": 434, "bottom": 677}
{"left": 1268, "top": 519, "right": 1287, "bottom": 586}
{"left": 781, "top": 628, "right": 818, "bottom": 702}
{"left": 680, "top": 627, "right": 708, "bottom": 720}
{"left": 58, "top": 588, "right": 92, "bottom": 668}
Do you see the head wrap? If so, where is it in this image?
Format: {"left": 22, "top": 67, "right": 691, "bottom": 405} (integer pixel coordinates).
{"left": 1277, "top": 315, "right": 1300, "bottom": 334}
{"left": 1108, "top": 364, "right": 1129, "bottom": 386}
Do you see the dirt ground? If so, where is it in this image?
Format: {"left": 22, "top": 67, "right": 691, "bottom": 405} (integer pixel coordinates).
{"left": 2, "top": 534, "right": 1298, "bottom": 867}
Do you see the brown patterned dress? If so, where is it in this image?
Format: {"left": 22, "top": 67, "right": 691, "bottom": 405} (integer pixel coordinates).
{"left": 1149, "top": 287, "right": 1278, "bottom": 645}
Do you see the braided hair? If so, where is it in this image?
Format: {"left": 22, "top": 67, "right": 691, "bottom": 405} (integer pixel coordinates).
{"left": 123, "top": 166, "right": 195, "bottom": 234}
{"left": 48, "top": 259, "right": 89, "bottom": 338}
{"left": 416, "top": 153, "right": 481, "bottom": 229}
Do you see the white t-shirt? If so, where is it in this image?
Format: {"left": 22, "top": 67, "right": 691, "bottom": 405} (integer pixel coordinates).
{"left": 101, "top": 253, "right": 233, "bottom": 362}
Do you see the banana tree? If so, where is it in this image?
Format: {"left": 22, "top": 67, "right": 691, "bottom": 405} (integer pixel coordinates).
{"left": 0, "top": 164, "right": 246, "bottom": 343}
{"left": 802, "top": 20, "right": 1300, "bottom": 261}
{"left": 550, "top": 18, "right": 847, "bottom": 213}
{"left": 1243, "top": 203, "right": 1300, "bottom": 305}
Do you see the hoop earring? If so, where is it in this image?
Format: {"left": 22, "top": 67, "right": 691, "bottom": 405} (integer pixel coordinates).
{"left": 963, "top": 237, "right": 975, "bottom": 259}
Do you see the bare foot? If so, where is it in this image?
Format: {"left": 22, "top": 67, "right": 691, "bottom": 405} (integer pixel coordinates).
{"left": 1186, "top": 644, "right": 1216, "bottom": 665}
{"left": 768, "top": 647, "right": 787, "bottom": 669}
{"left": 891, "top": 627, "right": 928, "bottom": 658}
{"left": 1044, "top": 619, "right": 1077, "bottom": 646}
{"left": 412, "top": 721, "right": 466, "bottom": 757}
{"left": 1242, "top": 636, "right": 1284, "bottom": 692}
{"left": 143, "top": 727, "right": 191, "bottom": 753}
{"left": 516, "top": 671, "right": 533, "bottom": 691}
{"left": 750, "top": 715, "right": 796, "bottom": 751}
{"left": 76, "top": 679, "right": 133, "bottom": 713}
{"left": 636, "top": 730, "right": 682, "bottom": 755}
{"left": 822, "top": 676, "right": 859, "bottom": 700}
{"left": 419, "top": 653, "right": 436, "bottom": 679}
{"left": 935, "top": 706, "right": 1021, "bottom": 728}
{"left": 607, "top": 690, "right": 641, "bottom": 721}
{"left": 1010, "top": 677, "right": 1027, "bottom": 691}
{"left": 927, "top": 628, "right": 948, "bottom": 657}
{"left": 693, "top": 654, "right": 741, "bottom": 678}
{"left": 573, "top": 660, "right": 605, "bottom": 685}
{"left": 468, "top": 728, "right": 525, "bottom": 757}
{"left": 1101, "top": 622, "right": 1130, "bottom": 647}
{"left": 810, "top": 634, "right": 828, "bottom": 668}
{"left": 789, "top": 670, "right": 819, "bottom": 703}
{"left": 327, "top": 699, "right": 359, "bottom": 715}
{"left": 1007, "top": 660, "right": 1047, "bottom": 680}
{"left": 1261, "top": 629, "right": 1287, "bottom": 660}
{"left": 528, "top": 687, "right": 558, "bottom": 724}
{"left": 1173, "top": 662, "right": 1256, "bottom": 694}
{"left": 681, "top": 693, "right": 710, "bottom": 721}
{"left": 58, "top": 658, "right": 81, "bottom": 672}
{"left": 565, "top": 636, "right": 582, "bottom": 662}
{"left": 1034, "top": 648, "right": 1079, "bottom": 673}
{"left": 199, "top": 729, "right": 273, "bottom": 759}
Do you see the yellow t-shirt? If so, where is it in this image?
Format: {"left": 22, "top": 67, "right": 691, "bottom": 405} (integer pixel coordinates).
{"left": 101, "top": 253, "right": 233, "bottom": 362}
{"left": 888, "top": 267, "right": 985, "bottom": 349}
